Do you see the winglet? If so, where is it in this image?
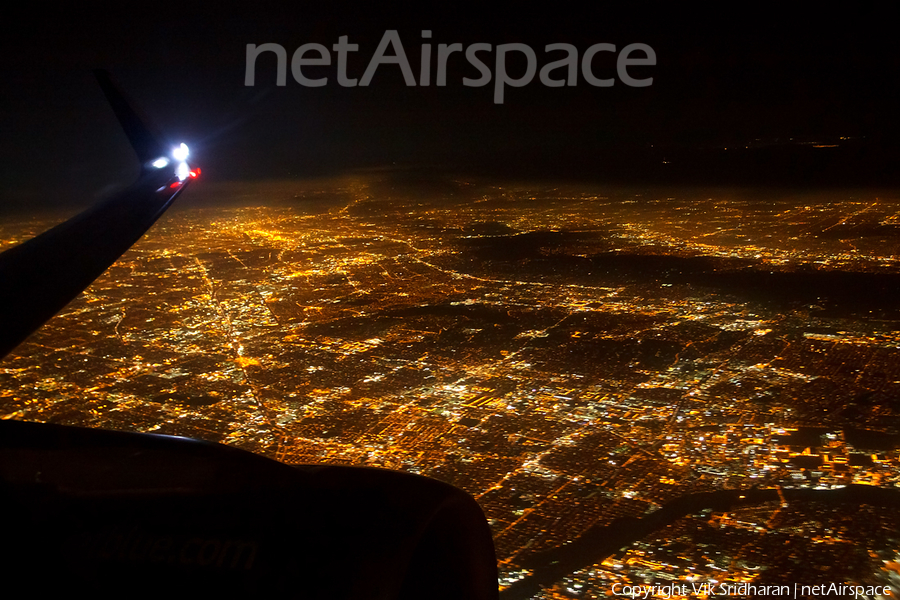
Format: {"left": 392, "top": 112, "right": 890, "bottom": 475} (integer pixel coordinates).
{"left": 92, "top": 69, "right": 169, "bottom": 165}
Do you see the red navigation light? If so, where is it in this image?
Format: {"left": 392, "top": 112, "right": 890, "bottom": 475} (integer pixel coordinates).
{"left": 169, "top": 181, "right": 181, "bottom": 188}
{"left": 189, "top": 169, "right": 199, "bottom": 179}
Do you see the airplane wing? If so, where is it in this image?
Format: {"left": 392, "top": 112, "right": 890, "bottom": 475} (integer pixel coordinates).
{"left": 0, "top": 72, "right": 499, "bottom": 599}
{"left": 0, "top": 70, "right": 197, "bottom": 359}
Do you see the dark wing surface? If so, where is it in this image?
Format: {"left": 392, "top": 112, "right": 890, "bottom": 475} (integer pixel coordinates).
{"left": 0, "top": 70, "right": 196, "bottom": 359}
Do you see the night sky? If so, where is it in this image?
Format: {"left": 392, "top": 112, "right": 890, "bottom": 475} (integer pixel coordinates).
{"left": 2, "top": 4, "right": 899, "bottom": 212}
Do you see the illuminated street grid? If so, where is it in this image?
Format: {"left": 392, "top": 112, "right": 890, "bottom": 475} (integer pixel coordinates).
{"left": 3, "top": 182, "right": 900, "bottom": 597}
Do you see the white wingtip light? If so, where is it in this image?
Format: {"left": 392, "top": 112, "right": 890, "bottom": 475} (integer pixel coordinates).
{"left": 151, "top": 157, "right": 170, "bottom": 168}
{"left": 172, "top": 143, "right": 189, "bottom": 162}
{"left": 176, "top": 161, "right": 190, "bottom": 181}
